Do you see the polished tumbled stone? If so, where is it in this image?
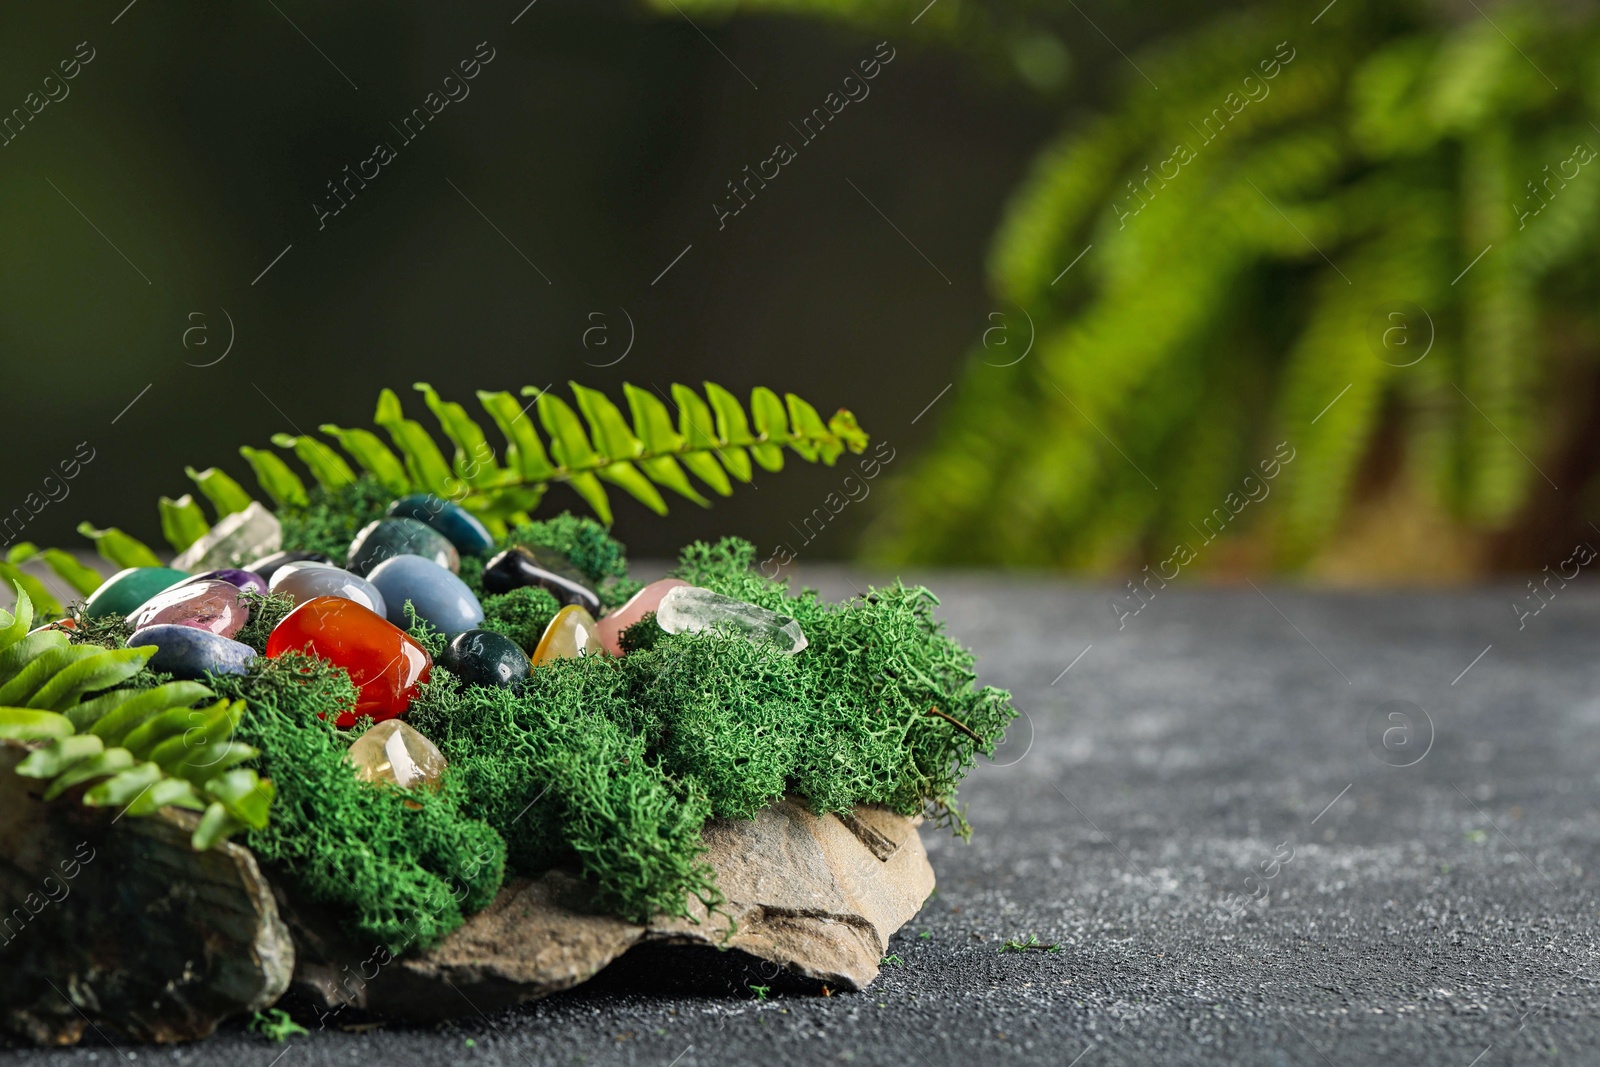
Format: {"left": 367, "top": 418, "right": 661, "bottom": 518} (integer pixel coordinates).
{"left": 438, "top": 628, "right": 531, "bottom": 688}
{"left": 172, "top": 501, "right": 282, "bottom": 572}
{"left": 128, "top": 624, "right": 257, "bottom": 678}
{"left": 366, "top": 554, "right": 484, "bottom": 635}
{"left": 176, "top": 568, "right": 269, "bottom": 596}
{"left": 245, "top": 550, "right": 332, "bottom": 584}
{"left": 655, "top": 585, "right": 808, "bottom": 654}
{"left": 269, "top": 561, "right": 388, "bottom": 616}
{"left": 386, "top": 494, "right": 496, "bottom": 557}
{"left": 83, "top": 567, "right": 190, "bottom": 620}
{"left": 347, "top": 518, "right": 460, "bottom": 576}
{"left": 128, "top": 579, "right": 249, "bottom": 638}
{"left": 597, "top": 578, "right": 688, "bottom": 656}
{"left": 482, "top": 546, "right": 600, "bottom": 614}
{"left": 346, "top": 719, "right": 447, "bottom": 791}
{"left": 531, "top": 605, "right": 603, "bottom": 664}
{"left": 264, "top": 596, "right": 431, "bottom": 726}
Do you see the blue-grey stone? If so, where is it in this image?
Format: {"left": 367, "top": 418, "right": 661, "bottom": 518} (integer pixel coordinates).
{"left": 387, "top": 494, "right": 496, "bottom": 557}
{"left": 347, "top": 518, "right": 459, "bottom": 576}
{"left": 366, "top": 554, "right": 485, "bottom": 635}
{"left": 128, "top": 624, "right": 257, "bottom": 678}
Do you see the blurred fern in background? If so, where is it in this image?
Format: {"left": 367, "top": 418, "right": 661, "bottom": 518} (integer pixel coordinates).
{"left": 657, "top": 0, "right": 1600, "bottom": 574}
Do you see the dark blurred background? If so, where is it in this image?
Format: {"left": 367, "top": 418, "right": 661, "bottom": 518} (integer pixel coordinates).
{"left": 5, "top": 0, "right": 1597, "bottom": 584}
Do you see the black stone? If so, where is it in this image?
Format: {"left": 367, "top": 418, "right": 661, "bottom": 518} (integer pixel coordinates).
{"left": 437, "top": 628, "right": 531, "bottom": 688}
{"left": 244, "top": 550, "right": 331, "bottom": 584}
{"left": 481, "top": 546, "right": 601, "bottom": 614}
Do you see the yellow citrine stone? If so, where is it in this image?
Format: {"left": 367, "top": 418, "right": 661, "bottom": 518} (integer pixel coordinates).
{"left": 531, "top": 604, "right": 603, "bottom": 664}
{"left": 346, "top": 719, "right": 447, "bottom": 791}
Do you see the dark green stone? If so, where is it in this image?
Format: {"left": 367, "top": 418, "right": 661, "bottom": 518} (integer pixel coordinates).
{"left": 83, "top": 567, "right": 190, "bottom": 619}
{"left": 438, "top": 628, "right": 531, "bottom": 688}
{"left": 346, "top": 518, "right": 460, "bottom": 576}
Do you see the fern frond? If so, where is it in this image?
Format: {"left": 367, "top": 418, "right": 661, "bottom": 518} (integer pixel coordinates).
{"left": 1, "top": 582, "right": 273, "bottom": 849}
{"left": 191, "top": 381, "right": 871, "bottom": 530}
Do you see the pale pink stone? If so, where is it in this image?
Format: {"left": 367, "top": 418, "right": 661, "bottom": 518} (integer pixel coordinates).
{"left": 596, "top": 578, "right": 688, "bottom": 656}
{"left": 127, "top": 579, "right": 248, "bottom": 638}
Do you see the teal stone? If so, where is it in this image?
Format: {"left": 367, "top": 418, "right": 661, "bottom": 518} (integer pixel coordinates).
{"left": 366, "top": 554, "right": 484, "bottom": 634}
{"left": 387, "top": 494, "right": 495, "bottom": 557}
{"left": 346, "top": 518, "right": 460, "bottom": 576}
{"left": 438, "top": 628, "right": 530, "bottom": 687}
{"left": 83, "top": 567, "right": 190, "bottom": 619}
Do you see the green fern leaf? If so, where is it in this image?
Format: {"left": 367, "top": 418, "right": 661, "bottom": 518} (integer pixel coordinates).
{"left": 239, "top": 447, "right": 310, "bottom": 508}
{"left": 159, "top": 494, "right": 211, "bottom": 552}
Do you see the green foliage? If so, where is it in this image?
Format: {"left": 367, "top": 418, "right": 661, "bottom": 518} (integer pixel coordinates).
{"left": 247, "top": 1008, "right": 308, "bottom": 1043}
{"left": 210, "top": 653, "right": 506, "bottom": 953}
{"left": 120, "top": 382, "right": 867, "bottom": 557}
{"left": 410, "top": 534, "right": 1015, "bottom": 924}
{"left": 1, "top": 583, "right": 274, "bottom": 850}
{"left": 477, "top": 587, "right": 561, "bottom": 654}
{"left": 232, "top": 591, "right": 297, "bottom": 654}
{"left": 681, "top": 0, "right": 1600, "bottom": 568}
{"left": 411, "top": 664, "right": 721, "bottom": 924}
{"left": 277, "top": 477, "right": 397, "bottom": 562}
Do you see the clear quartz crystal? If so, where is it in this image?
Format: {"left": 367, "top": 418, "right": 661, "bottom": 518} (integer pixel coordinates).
{"left": 654, "top": 585, "right": 808, "bottom": 654}
{"left": 172, "top": 501, "right": 283, "bottom": 572}
{"left": 346, "top": 720, "right": 447, "bottom": 790}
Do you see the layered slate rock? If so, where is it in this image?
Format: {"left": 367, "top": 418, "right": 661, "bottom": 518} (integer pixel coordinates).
{"left": 0, "top": 740, "right": 294, "bottom": 1045}
{"left": 290, "top": 798, "right": 934, "bottom": 1019}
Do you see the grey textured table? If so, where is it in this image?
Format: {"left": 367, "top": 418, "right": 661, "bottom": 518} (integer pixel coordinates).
{"left": 9, "top": 572, "right": 1598, "bottom": 1066}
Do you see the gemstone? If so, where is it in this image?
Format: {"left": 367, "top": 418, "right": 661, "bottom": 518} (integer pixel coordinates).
{"left": 246, "top": 550, "right": 333, "bottom": 583}
{"left": 386, "top": 494, "right": 496, "bottom": 557}
{"left": 655, "top": 585, "right": 808, "bottom": 654}
{"left": 172, "top": 501, "right": 282, "bottom": 572}
{"left": 265, "top": 595, "right": 431, "bottom": 726}
{"left": 346, "top": 719, "right": 447, "bottom": 791}
{"left": 482, "top": 546, "right": 600, "bottom": 614}
{"left": 531, "top": 604, "right": 602, "bottom": 665}
{"left": 269, "top": 561, "right": 387, "bottom": 615}
{"left": 83, "top": 567, "right": 190, "bottom": 619}
{"left": 596, "top": 578, "right": 689, "bottom": 656}
{"left": 347, "top": 518, "right": 459, "bottom": 576}
{"left": 438, "top": 628, "right": 531, "bottom": 687}
{"left": 174, "top": 568, "right": 269, "bottom": 597}
{"left": 366, "top": 555, "right": 484, "bottom": 635}
{"left": 128, "top": 579, "right": 249, "bottom": 638}
{"left": 128, "top": 624, "right": 257, "bottom": 678}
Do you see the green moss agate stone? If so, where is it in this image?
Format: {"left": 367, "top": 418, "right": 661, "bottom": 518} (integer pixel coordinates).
{"left": 82, "top": 567, "right": 189, "bottom": 619}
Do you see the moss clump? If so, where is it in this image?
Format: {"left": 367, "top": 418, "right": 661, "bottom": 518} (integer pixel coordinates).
{"left": 278, "top": 476, "right": 395, "bottom": 560}
{"left": 408, "top": 534, "right": 1014, "bottom": 922}
{"left": 63, "top": 611, "right": 133, "bottom": 649}
{"left": 213, "top": 652, "right": 505, "bottom": 952}
{"left": 233, "top": 591, "right": 296, "bottom": 653}
{"left": 478, "top": 587, "right": 561, "bottom": 654}
{"left": 411, "top": 660, "right": 720, "bottom": 923}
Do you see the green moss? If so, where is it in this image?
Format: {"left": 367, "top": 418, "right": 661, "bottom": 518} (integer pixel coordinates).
{"left": 407, "top": 534, "right": 1014, "bottom": 922}
{"left": 212, "top": 653, "right": 505, "bottom": 953}
{"left": 478, "top": 587, "right": 561, "bottom": 653}
{"left": 278, "top": 477, "right": 395, "bottom": 561}
{"left": 177, "top": 516, "right": 1010, "bottom": 948}
{"left": 233, "top": 591, "right": 296, "bottom": 653}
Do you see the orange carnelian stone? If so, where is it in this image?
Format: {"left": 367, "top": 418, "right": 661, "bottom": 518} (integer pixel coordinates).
{"left": 265, "top": 595, "right": 431, "bottom": 727}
